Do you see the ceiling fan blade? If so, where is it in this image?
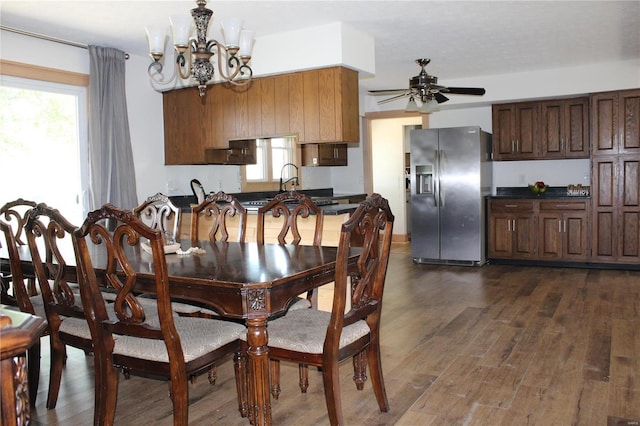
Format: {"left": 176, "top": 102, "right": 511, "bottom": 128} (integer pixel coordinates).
{"left": 434, "top": 92, "right": 449, "bottom": 103}
{"left": 443, "top": 87, "right": 486, "bottom": 96}
{"left": 377, "top": 92, "right": 411, "bottom": 105}
{"left": 368, "top": 89, "right": 408, "bottom": 96}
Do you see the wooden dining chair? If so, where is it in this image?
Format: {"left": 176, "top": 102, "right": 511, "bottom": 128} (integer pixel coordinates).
{"left": 190, "top": 191, "right": 247, "bottom": 244}
{"left": 23, "top": 203, "right": 101, "bottom": 409}
{"left": 264, "top": 193, "right": 394, "bottom": 425}
{"left": 256, "top": 190, "right": 324, "bottom": 397}
{"left": 0, "top": 218, "right": 47, "bottom": 405}
{"left": 1, "top": 198, "right": 38, "bottom": 304}
{"left": 133, "top": 192, "right": 181, "bottom": 242}
{"left": 73, "top": 204, "right": 246, "bottom": 426}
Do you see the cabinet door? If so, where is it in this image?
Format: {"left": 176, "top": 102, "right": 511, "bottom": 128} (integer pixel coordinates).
{"left": 564, "top": 212, "right": 588, "bottom": 261}
{"left": 273, "top": 74, "right": 290, "bottom": 136}
{"left": 564, "top": 97, "right": 590, "bottom": 158}
{"left": 538, "top": 213, "right": 563, "bottom": 259}
{"left": 163, "top": 88, "right": 206, "bottom": 165}
{"left": 492, "top": 104, "right": 516, "bottom": 160}
{"left": 288, "top": 73, "right": 305, "bottom": 140}
{"left": 488, "top": 213, "right": 513, "bottom": 258}
{"left": 591, "top": 156, "right": 617, "bottom": 261}
{"left": 591, "top": 92, "right": 618, "bottom": 156}
{"left": 514, "top": 103, "right": 537, "bottom": 159}
{"left": 618, "top": 89, "right": 640, "bottom": 155}
{"left": 617, "top": 155, "right": 640, "bottom": 263}
{"left": 512, "top": 214, "right": 536, "bottom": 258}
{"left": 540, "top": 100, "right": 564, "bottom": 158}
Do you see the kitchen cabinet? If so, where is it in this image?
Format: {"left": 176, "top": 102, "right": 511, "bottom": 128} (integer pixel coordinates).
{"left": 591, "top": 89, "right": 640, "bottom": 156}
{"left": 300, "top": 67, "right": 359, "bottom": 144}
{"left": 591, "top": 155, "right": 640, "bottom": 264}
{"left": 163, "top": 66, "right": 360, "bottom": 165}
{"left": 301, "top": 143, "right": 347, "bottom": 166}
{"left": 491, "top": 102, "right": 538, "bottom": 160}
{"left": 537, "top": 201, "right": 588, "bottom": 261}
{"left": 590, "top": 88, "right": 640, "bottom": 265}
{"left": 488, "top": 199, "right": 536, "bottom": 259}
{"left": 163, "top": 88, "right": 208, "bottom": 165}
{"left": 539, "top": 97, "right": 589, "bottom": 158}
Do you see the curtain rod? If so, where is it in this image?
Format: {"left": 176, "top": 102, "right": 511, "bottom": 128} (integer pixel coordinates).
{"left": 1, "top": 25, "right": 130, "bottom": 59}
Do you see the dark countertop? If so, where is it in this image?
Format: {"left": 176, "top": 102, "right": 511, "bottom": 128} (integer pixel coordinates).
{"left": 489, "top": 186, "right": 590, "bottom": 200}
{"left": 170, "top": 189, "right": 365, "bottom": 216}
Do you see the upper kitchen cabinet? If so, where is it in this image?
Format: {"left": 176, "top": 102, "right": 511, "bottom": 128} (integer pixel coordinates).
{"left": 591, "top": 89, "right": 640, "bottom": 156}
{"left": 492, "top": 102, "right": 537, "bottom": 160}
{"left": 299, "top": 67, "right": 359, "bottom": 144}
{"left": 539, "top": 97, "right": 589, "bottom": 159}
{"left": 163, "top": 88, "right": 208, "bottom": 165}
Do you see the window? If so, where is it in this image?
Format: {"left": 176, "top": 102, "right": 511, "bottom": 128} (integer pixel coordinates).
{"left": 242, "top": 137, "right": 298, "bottom": 191}
{"left": 0, "top": 74, "right": 88, "bottom": 223}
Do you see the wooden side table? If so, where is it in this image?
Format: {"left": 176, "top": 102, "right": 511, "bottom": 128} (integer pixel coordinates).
{"left": 0, "top": 307, "right": 46, "bottom": 426}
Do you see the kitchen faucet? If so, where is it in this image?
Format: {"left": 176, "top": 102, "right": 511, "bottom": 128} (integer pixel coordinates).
{"left": 279, "top": 162, "right": 299, "bottom": 192}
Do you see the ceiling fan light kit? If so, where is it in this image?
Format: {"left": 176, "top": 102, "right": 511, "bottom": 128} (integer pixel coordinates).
{"left": 370, "top": 58, "right": 486, "bottom": 113}
{"left": 145, "top": 0, "right": 254, "bottom": 97}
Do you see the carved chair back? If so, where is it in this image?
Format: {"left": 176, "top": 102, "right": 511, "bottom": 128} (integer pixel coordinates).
{"left": 190, "top": 191, "right": 247, "bottom": 244}
{"left": 0, "top": 219, "right": 35, "bottom": 314}
{"left": 1, "top": 198, "right": 37, "bottom": 245}
{"left": 328, "top": 193, "right": 394, "bottom": 352}
{"left": 133, "top": 193, "right": 180, "bottom": 243}
{"left": 256, "top": 191, "right": 323, "bottom": 246}
{"left": 1, "top": 199, "right": 38, "bottom": 303}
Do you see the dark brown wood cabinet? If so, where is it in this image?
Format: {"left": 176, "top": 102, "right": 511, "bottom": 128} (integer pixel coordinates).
{"left": 301, "top": 143, "right": 347, "bottom": 166}
{"left": 590, "top": 89, "right": 640, "bottom": 265}
{"left": 591, "top": 89, "right": 640, "bottom": 156}
{"left": 591, "top": 154, "right": 640, "bottom": 264}
{"left": 492, "top": 103, "right": 538, "bottom": 160}
{"left": 540, "top": 97, "right": 589, "bottom": 158}
{"left": 488, "top": 199, "right": 536, "bottom": 259}
{"left": 537, "top": 201, "right": 588, "bottom": 261}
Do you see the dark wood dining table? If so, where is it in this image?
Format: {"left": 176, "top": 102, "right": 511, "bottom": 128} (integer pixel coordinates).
{"left": 1, "top": 239, "right": 359, "bottom": 426}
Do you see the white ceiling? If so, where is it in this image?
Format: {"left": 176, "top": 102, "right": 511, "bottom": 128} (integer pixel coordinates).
{"left": 1, "top": 1, "right": 639, "bottom": 93}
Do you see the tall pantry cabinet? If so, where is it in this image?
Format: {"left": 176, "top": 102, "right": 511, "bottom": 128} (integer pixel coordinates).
{"left": 590, "top": 89, "right": 640, "bottom": 264}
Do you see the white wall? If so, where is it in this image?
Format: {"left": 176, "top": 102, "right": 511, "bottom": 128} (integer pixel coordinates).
{"left": 371, "top": 117, "right": 422, "bottom": 236}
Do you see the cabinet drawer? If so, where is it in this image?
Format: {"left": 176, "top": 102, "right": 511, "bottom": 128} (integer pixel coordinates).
{"left": 539, "top": 201, "right": 587, "bottom": 211}
{"left": 489, "top": 199, "right": 535, "bottom": 211}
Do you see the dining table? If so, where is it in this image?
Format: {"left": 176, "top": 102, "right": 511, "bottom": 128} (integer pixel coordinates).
{"left": 1, "top": 238, "right": 359, "bottom": 426}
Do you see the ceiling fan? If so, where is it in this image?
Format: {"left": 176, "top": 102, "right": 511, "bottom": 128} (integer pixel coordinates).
{"left": 368, "top": 59, "right": 486, "bottom": 112}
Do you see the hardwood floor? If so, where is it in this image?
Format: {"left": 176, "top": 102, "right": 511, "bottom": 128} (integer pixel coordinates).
{"left": 28, "top": 244, "right": 640, "bottom": 425}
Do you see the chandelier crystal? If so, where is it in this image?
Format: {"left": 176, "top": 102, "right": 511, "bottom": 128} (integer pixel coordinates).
{"left": 145, "top": 0, "right": 254, "bottom": 97}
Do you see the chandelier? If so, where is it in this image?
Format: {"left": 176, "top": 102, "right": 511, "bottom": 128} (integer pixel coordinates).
{"left": 145, "top": 0, "right": 254, "bottom": 97}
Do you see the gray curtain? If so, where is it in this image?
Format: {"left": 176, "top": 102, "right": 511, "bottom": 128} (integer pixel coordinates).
{"left": 88, "top": 45, "right": 138, "bottom": 211}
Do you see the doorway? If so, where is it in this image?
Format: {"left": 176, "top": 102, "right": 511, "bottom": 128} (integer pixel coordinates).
{"left": 362, "top": 111, "right": 426, "bottom": 241}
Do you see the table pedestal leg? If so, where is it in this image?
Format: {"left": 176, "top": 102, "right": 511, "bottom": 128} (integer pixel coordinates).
{"left": 246, "top": 317, "right": 271, "bottom": 426}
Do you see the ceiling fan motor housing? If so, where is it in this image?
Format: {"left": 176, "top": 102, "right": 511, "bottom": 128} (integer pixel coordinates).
{"left": 410, "top": 73, "right": 437, "bottom": 102}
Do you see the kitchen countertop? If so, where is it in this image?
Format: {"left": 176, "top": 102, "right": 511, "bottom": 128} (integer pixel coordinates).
{"left": 169, "top": 189, "right": 365, "bottom": 215}
{"left": 489, "top": 186, "right": 591, "bottom": 200}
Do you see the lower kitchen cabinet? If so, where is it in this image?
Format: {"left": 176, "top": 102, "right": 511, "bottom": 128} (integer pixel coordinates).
{"left": 488, "top": 198, "right": 590, "bottom": 263}
{"left": 537, "top": 201, "right": 588, "bottom": 261}
{"left": 488, "top": 200, "right": 536, "bottom": 259}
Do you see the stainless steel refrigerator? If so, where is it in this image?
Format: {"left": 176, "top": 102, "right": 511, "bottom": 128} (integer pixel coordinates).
{"left": 410, "top": 126, "right": 492, "bottom": 265}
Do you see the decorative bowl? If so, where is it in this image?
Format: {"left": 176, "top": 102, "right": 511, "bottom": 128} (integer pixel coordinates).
{"left": 529, "top": 182, "right": 548, "bottom": 194}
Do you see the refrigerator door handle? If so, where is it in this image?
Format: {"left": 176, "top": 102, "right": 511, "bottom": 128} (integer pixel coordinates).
{"left": 433, "top": 150, "right": 439, "bottom": 207}
{"left": 439, "top": 149, "right": 445, "bottom": 207}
